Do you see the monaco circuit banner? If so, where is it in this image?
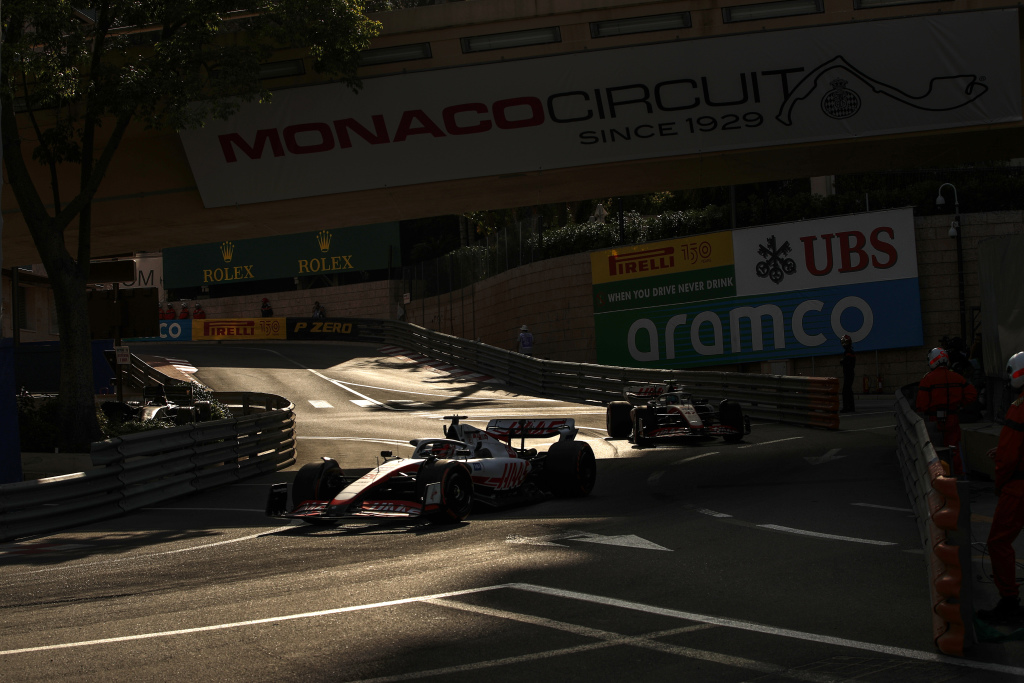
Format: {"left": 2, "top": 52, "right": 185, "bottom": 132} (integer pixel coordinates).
{"left": 178, "top": 10, "right": 1020, "bottom": 208}
{"left": 592, "top": 208, "right": 923, "bottom": 369}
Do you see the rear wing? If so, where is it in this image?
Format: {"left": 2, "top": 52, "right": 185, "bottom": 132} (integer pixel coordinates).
{"left": 485, "top": 419, "right": 577, "bottom": 442}
{"left": 622, "top": 384, "right": 667, "bottom": 400}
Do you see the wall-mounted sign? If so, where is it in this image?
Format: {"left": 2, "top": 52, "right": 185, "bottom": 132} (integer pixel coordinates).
{"left": 593, "top": 208, "right": 923, "bottom": 368}
{"left": 162, "top": 223, "right": 400, "bottom": 289}
{"left": 179, "top": 10, "right": 1020, "bottom": 208}
{"left": 192, "top": 318, "right": 286, "bottom": 341}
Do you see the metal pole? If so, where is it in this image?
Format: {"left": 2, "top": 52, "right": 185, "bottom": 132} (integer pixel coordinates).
{"left": 956, "top": 213, "right": 966, "bottom": 341}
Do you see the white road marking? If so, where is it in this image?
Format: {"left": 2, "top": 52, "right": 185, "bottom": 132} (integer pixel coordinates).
{"left": 146, "top": 508, "right": 265, "bottom": 513}
{"left": 4, "top": 583, "right": 1022, "bottom": 677}
{"left": 804, "top": 448, "right": 844, "bottom": 465}
{"left": 506, "top": 531, "right": 671, "bottom": 551}
{"left": 20, "top": 525, "right": 300, "bottom": 575}
{"left": 852, "top": 503, "right": 913, "bottom": 513}
{"left": 674, "top": 452, "right": 718, "bottom": 464}
{"left": 308, "top": 400, "right": 333, "bottom": 409}
{"left": 757, "top": 524, "right": 896, "bottom": 546}
{"left": 296, "top": 437, "right": 413, "bottom": 447}
{"left": 737, "top": 437, "right": 803, "bottom": 449}
{"left": 695, "top": 508, "right": 733, "bottom": 518}
{"left": 846, "top": 424, "right": 897, "bottom": 432}
{"left": 349, "top": 399, "right": 377, "bottom": 407}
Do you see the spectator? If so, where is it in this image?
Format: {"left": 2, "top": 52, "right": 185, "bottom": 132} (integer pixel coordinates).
{"left": 177, "top": 303, "right": 190, "bottom": 319}
{"left": 915, "top": 347, "right": 977, "bottom": 476}
{"left": 161, "top": 303, "right": 176, "bottom": 320}
{"left": 977, "top": 351, "right": 1024, "bottom": 624}
{"left": 312, "top": 301, "right": 326, "bottom": 319}
{"left": 261, "top": 298, "right": 274, "bottom": 317}
{"left": 516, "top": 325, "right": 534, "bottom": 356}
{"left": 192, "top": 303, "right": 207, "bottom": 319}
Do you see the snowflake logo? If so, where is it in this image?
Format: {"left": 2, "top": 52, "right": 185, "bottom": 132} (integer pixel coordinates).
{"left": 755, "top": 235, "right": 797, "bottom": 284}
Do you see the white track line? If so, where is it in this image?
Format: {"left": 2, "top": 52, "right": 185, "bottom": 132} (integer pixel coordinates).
{"left": 757, "top": 524, "right": 896, "bottom": 546}
{"left": 852, "top": 503, "right": 913, "bottom": 513}
{"left": 5, "top": 583, "right": 1020, "bottom": 677}
{"left": 737, "top": 437, "right": 803, "bottom": 449}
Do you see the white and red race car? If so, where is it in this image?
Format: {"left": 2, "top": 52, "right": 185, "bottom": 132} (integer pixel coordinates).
{"left": 606, "top": 383, "right": 750, "bottom": 446}
{"left": 265, "top": 415, "right": 596, "bottom": 525}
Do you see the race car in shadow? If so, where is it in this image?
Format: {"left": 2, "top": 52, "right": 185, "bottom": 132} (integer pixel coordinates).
{"left": 266, "top": 415, "right": 596, "bottom": 526}
{"left": 606, "top": 383, "right": 750, "bottom": 447}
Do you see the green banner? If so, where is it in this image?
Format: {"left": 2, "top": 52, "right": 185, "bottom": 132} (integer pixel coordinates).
{"left": 163, "top": 223, "right": 400, "bottom": 289}
{"left": 593, "top": 264, "right": 736, "bottom": 314}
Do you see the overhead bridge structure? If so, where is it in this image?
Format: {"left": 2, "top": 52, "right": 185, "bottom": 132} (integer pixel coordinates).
{"left": 3, "top": 0, "right": 1024, "bottom": 265}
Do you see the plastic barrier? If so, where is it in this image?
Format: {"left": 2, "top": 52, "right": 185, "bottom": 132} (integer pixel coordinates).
{"left": 0, "top": 391, "right": 295, "bottom": 542}
{"left": 894, "top": 387, "right": 975, "bottom": 656}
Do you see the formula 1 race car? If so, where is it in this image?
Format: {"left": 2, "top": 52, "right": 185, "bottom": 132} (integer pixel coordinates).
{"left": 265, "top": 415, "right": 596, "bottom": 526}
{"left": 605, "top": 383, "right": 750, "bottom": 446}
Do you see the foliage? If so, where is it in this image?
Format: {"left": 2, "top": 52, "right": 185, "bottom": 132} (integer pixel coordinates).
{"left": 96, "top": 410, "right": 177, "bottom": 439}
{"left": 1, "top": 1, "right": 380, "bottom": 450}
{"left": 16, "top": 394, "right": 61, "bottom": 452}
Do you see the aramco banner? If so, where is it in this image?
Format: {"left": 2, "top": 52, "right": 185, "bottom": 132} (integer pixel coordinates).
{"left": 162, "top": 223, "right": 400, "bottom": 289}
{"left": 593, "top": 208, "right": 922, "bottom": 368}
{"left": 178, "top": 10, "right": 1020, "bottom": 208}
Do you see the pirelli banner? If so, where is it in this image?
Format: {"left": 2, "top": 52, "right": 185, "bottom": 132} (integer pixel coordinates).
{"left": 286, "top": 318, "right": 385, "bottom": 342}
{"left": 178, "top": 11, "right": 1019, "bottom": 208}
{"left": 193, "top": 318, "right": 286, "bottom": 341}
{"left": 593, "top": 208, "right": 923, "bottom": 369}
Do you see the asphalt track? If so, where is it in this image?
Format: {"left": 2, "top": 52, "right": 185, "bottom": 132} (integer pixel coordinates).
{"left": 2, "top": 341, "right": 1021, "bottom": 682}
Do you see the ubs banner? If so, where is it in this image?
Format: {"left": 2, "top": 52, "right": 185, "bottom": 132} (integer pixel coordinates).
{"left": 162, "top": 223, "right": 400, "bottom": 289}
{"left": 178, "top": 11, "right": 1019, "bottom": 208}
{"left": 593, "top": 208, "right": 923, "bottom": 368}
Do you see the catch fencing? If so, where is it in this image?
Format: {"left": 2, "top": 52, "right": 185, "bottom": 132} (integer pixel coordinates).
{"left": 894, "top": 386, "right": 975, "bottom": 656}
{"left": 380, "top": 321, "right": 839, "bottom": 429}
{"left": 0, "top": 392, "right": 294, "bottom": 542}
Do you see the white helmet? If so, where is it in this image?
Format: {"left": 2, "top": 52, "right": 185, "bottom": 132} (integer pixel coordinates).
{"left": 927, "top": 348, "right": 949, "bottom": 370}
{"left": 1007, "top": 351, "right": 1024, "bottom": 389}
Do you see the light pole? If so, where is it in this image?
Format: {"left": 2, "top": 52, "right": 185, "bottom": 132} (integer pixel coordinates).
{"left": 936, "top": 183, "right": 966, "bottom": 341}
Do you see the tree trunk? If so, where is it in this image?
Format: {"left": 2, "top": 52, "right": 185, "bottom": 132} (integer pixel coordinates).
{"left": 35, "top": 235, "right": 101, "bottom": 452}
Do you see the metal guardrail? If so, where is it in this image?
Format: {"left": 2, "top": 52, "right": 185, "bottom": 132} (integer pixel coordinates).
{"left": 893, "top": 387, "right": 975, "bottom": 656}
{"left": 380, "top": 321, "right": 840, "bottom": 429}
{"left": 0, "top": 392, "right": 295, "bottom": 542}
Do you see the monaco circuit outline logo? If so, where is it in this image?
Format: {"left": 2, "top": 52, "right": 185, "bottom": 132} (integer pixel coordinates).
{"left": 777, "top": 55, "right": 987, "bottom": 126}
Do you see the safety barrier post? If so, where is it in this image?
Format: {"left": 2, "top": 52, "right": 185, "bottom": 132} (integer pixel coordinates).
{"left": 929, "top": 468, "right": 976, "bottom": 655}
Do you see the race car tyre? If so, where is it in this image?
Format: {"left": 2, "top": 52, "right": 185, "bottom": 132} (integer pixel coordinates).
{"left": 422, "top": 462, "right": 473, "bottom": 524}
{"left": 292, "top": 459, "right": 346, "bottom": 506}
{"left": 544, "top": 442, "right": 597, "bottom": 497}
{"left": 195, "top": 400, "right": 213, "bottom": 422}
{"left": 719, "top": 399, "right": 745, "bottom": 443}
{"left": 606, "top": 401, "right": 633, "bottom": 439}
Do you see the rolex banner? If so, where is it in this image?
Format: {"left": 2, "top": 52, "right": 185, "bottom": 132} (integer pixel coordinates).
{"left": 593, "top": 208, "right": 923, "bottom": 369}
{"left": 178, "top": 10, "right": 1020, "bottom": 208}
{"left": 162, "top": 223, "right": 400, "bottom": 289}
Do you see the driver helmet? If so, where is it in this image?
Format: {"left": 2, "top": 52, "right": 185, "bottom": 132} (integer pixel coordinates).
{"left": 1007, "top": 351, "right": 1024, "bottom": 389}
{"left": 927, "top": 347, "right": 949, "bottom": 370}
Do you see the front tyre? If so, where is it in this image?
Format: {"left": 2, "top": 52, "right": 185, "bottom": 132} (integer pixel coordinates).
{"left": 544, "top": 442, "right": 597, "bottom": 497}
{"left": 425, "top": 462, "right": 473, "bottom": 524}
{"left": 292, "top": 459, "right": 345, "bottom": 506}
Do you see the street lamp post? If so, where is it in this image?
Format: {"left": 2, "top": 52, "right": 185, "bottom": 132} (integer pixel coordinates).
{"left": 936, "top": 183, "right": 966, "bottom": 341}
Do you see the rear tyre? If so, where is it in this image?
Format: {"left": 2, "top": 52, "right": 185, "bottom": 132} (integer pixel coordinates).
{"left": 719, "top": 400, "right": 745, "bottom": 443}
{"left": 544, "top": 442, "right": 597, "bottom": 497}
{"left": 606, "top": 401, "right": 633, "bottom": 439}
{"left": 425, "top": 463, "right": 473, "bottom": 524}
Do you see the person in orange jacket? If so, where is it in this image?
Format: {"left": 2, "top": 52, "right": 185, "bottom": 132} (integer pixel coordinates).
{"left": 916, "top": 347, "right": 977, "bottom": 475}
{"left": 177, "top": 303, "right": 190, "bottom": 319}
{"left": 192, "top": 303, "right": 207, "bottom": 319}
{"left": 161, "top": 303, "right": 176, "bottom": 320}
{"left": 977, "top": 351, "right": 1024, "bottom": 624}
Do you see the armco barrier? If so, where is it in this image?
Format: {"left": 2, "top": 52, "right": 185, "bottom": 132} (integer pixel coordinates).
{"left": 380, "top": 321, "right": 840, "bottom": 429}
{"left": 0, "top": 392, "right": 295, "bottom": 542}
{"left": 894, "top": 387, "right": 975, "bottom": 656}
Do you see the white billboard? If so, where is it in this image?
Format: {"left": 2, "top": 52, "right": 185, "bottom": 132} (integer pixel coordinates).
{"left": 180, "top": 10, "right": 1021, "bottom": 208}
